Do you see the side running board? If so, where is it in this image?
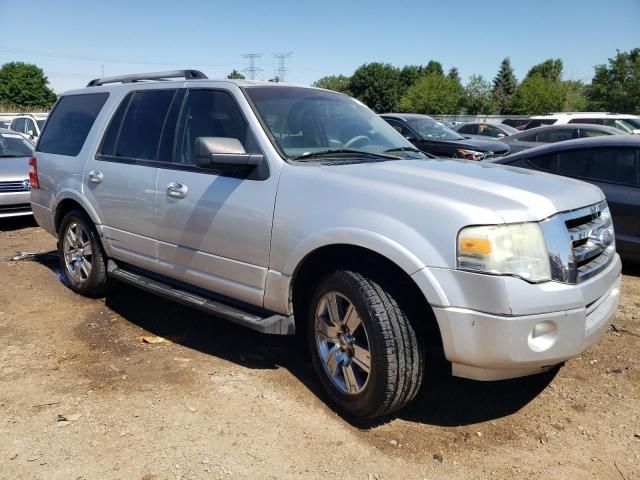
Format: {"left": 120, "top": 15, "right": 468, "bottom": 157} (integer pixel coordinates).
{"left": 107, "top": 260, "right": 294, "bottom": 335}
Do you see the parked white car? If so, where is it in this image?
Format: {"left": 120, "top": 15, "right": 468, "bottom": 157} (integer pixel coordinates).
{"left": 9, "top": 114, "right": 48, "bottom": 141}
{"left": 527, "top": 112, "right": 640, "bottom": 134}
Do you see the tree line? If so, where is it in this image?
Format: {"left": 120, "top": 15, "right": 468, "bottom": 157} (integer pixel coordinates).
{"left": 1, "top": 49, "right": 638, "bottom": 115}
{"left": 312, "top": 49, "right": 640, "bottom": 116}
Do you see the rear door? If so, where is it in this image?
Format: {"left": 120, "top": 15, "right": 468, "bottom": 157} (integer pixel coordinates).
{"left": 556, "top": 147, "right": 640, "bottom": 254}
{"left": 155, "top": 88, "right": 279, "bottom": 307}
{"left": 84, "top": 87, "right": 183, "bottom": 270}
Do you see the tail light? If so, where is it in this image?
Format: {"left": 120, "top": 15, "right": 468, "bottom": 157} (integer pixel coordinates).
{"left": 28, "top": 156, "right": 40, "bottom": 189}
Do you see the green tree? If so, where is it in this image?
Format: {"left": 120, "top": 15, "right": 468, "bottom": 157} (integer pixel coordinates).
{"left": 424, "top": 60, "right": 444, "bottom": 77}
{"left": 312, "top": 74, "right": 352, "bottom": 95}
{"left": 492, "top": 58, "right": 518, "bottom": 114}
{"left": 0, "top": 62, "right": 57, "bottom": 108}
{"left": 464, "top": 74, "right": 495, "bottom": 114}
{"left": 509, "top": 75, "right": 566, "bottom": 115}
{"left": 399, "top": 65, "right": 423, "bottom": 90}
{"left": 562, "top": 80, "right": 588, "bottom": 112}
{"left": 227, "top": 69, "right": 245, "bottom": 79}
{"left": 447, "top": 67, "right": 461, "bottom": 83}
{"left": 587, "top": 48, "right": 640, "bottom": 114}
{"left": 349, "top": 62, "right": 401, "bottom": 112}
{"left": 525, "top": 59, "right": 563, "bottom": 82}
{"left": 398, "top": 74, "right": 463, "bottom": 115}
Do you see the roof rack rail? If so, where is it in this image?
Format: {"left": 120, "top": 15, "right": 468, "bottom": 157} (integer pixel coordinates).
{"left": 87, "top": 70, "right": 208, "bottom": 87}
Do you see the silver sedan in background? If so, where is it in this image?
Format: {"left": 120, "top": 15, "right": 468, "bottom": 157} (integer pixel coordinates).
{"left": 0, "top": 128, "right": 35, "bottom": 218}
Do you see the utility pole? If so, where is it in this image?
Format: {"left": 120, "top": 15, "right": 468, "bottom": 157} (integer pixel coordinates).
{"left": 242, "top": 53, "right": 263, "bottom": 80}
{"left": 273, "top": 52, "right": 292, "bottom": 82}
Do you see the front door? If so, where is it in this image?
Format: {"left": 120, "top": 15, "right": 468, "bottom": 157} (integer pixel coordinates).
{"left": 155, "top": 88, "right": 279, "bottom": 307}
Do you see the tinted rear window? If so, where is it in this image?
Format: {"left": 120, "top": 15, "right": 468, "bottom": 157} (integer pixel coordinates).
{"left": 558, "top": 148, "right": 639, "bottom": 186}
{"left": 38, "top": 93, "right": 109, "bottom": 156}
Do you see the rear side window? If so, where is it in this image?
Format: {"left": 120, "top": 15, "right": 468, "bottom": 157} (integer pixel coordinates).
{"left": 109, "top": 90, "right": 176, "bottom": 160}
{"left": 457, "top": 124, "right": 477, "bottom": 134}
{"left": 558, "top": 148, "right": 639, "bottom": 186}
{"left": 38, "top": 93, "right": 109, "bottom": 156}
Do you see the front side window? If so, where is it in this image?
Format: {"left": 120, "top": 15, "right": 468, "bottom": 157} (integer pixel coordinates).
{"left": 244, "top": 86, "right": 416, "bottom": 159}
{"left": 38, "top": 93, "right": 109, "bottom": 156}
{"left": 535, "top": 129, "right": 576, "bottom": 143}
{"left": 558, "top": 148, "right": 639, "bottom": 186}
{"left": 11, "top": 118, "right": 26, "bottom": 133}
{"left": 175, "top": 89, "right": 256, "bottom": 165}
{"left": 458, "top": 124, "right": 477, "bottom": 135}
{"left": 478, "top": 124, "right": 501, "bottom": 137}
{"left": 528, "top": 153, "right": 559, "bottom": 172}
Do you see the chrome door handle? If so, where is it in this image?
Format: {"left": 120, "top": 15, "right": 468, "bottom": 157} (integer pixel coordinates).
{"left": 88, "top": 170, "right": 103, "bottom": 184}
{"left": 166, "top": 182, "right": 188, "bottom": 199}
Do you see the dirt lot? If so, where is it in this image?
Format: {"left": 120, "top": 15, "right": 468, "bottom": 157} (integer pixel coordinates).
{"left": 0, "top": 217, "right": 638, "bottom": 480}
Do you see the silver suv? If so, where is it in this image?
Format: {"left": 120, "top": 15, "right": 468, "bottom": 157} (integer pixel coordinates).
{"left": 31, "top": 70, "right": 621, "bottom": 419}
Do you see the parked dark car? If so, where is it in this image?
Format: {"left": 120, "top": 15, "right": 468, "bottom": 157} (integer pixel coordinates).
{"left": 454, "top": 122, "right": 519, "bottom": 139}
{"left": 500, "top": 124, "right": 625, "bottom": 153}
{"left": 381, "top": 113, "right": 510, "bottom": 160}
{"left": 491, "top": 135, "right": 640, "bottom": 260}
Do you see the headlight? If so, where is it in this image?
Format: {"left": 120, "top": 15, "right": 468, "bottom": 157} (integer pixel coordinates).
{"left": 457, "top": 223, "right": 551, "bottom": 282}
{"left": 457, "top": 148, "right": 487, "bottom": 161}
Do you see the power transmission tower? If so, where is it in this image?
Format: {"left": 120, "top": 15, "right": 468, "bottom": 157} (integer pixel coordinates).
{"left": 242, "top": 53, "right": 263, "bottom": 80}
{"left": 273, "top": 52, "right": 292, "bottom": 82}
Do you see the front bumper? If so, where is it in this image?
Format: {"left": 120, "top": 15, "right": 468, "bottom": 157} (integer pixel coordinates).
{"left": 0, "top": 192, "right": 32, "bottom": 218}
{"left": 418, "top": 254, "right": 622, "bottom": 381}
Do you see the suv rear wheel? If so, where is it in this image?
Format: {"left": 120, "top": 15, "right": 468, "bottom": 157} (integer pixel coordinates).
{"left": 58, "top": 210, "right": 110, "bottom": 297}
{"left": 307, "top": 270, "right": 424, "bottom": 419}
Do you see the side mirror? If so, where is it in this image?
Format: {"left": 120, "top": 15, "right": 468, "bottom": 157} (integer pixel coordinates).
{"left": 497, "top": 133, "right": 506, "bottom": 138}
{"left": 195, "top": 137, "right": 263, "bottom": 169}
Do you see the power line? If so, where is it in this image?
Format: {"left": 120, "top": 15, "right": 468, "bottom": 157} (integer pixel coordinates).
{"left": 242, "top": 53, "right": 263, "bottom": 80}
{"left": 273, "top": 52, "right": 293, "bottom": 82}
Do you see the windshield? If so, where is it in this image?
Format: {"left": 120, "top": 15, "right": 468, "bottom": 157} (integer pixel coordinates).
{"left": 0, "top": 133, "right": 35, "bottom": 157}
{"left": 408, "top": 117, "right": 465, "bottom": 141}
{"left": 244, "top": 86, "right": 419, "bottom": 160}
{"left": 623, "top": 118, "right": 640, "bottom": 129}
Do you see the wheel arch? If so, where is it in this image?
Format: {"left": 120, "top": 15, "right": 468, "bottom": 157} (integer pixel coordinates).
{"left": 53, "top": 191, "right": 101, "bottom": 233}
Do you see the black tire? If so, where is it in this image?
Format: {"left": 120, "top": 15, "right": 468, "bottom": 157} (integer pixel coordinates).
{"left": 58, "top": 210, "right": 111, "bottom": 298}
{"left": 307, "top": 270, "right": 424, "bottom": 419}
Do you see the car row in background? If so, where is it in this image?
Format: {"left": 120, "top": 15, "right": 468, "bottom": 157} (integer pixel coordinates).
{"left": 8, "top": 114, "right": 48, "bottom": 141}
{"left": 499, "top": 123, "right": 623, "bottom": 153}
{"left": 490, "top": 135, "right": 640, "bottom": 261}
{"left": 0, "top": 128, "right": 36, "bottom": 218}
{"left": 381, "top": 113, "right": 510, "bottom": 160}
{"left": 508, "top": 112, "right": 640, "bottom": 134}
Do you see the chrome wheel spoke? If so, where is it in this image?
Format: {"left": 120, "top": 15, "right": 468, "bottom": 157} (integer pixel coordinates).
{"left": 82, "top": 242, "right": 93, "bottom": 257}
{"left": 63, "top": 223, "right": 92, "bottom": 284}
{"left": 81, "top": 258, "right": 92, "bottom": 279}
{"left": 325, "top": 346, "right": 341, "bottom": 377}
{"left": 352, "top": 344, "right": 371, "bottom": 374}
{"left": 317, "top": 320, "right": 340, "bottom": 341}
{"left": 342, "top": 364, "right": 359, "bottom": 394}
{"left": 343, "top": 304, "right": 361, "bottom": 333}
{"left": 326, "top": 293, "right": 341, "bottom": 326}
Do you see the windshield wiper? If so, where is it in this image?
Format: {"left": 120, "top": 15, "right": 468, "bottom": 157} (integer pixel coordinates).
{"left": 383, "top": 146, "right": 421, "bottom": 153}
{"left": 292, "top": 149, "right": 399, "bottom": 161}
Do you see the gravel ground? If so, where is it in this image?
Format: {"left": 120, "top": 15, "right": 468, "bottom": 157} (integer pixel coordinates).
{"left": 0, "top": 217, "right": 638, "bottom": 480}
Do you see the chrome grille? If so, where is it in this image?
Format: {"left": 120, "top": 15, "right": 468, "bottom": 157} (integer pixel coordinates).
{"left": 540, "top": 200, "right": 615, "bottom": 284}
{"left": 0, "top": 180, "right": 31, "bottom": 193}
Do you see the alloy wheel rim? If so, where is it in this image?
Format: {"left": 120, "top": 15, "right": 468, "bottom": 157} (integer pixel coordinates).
{"left": 315, "top": 291, "right": 371, "bottom": 395}
{"left": 63, "top": 222, "right": 93, "bottom": 283}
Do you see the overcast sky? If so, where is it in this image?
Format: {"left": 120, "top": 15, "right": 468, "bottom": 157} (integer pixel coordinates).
{"left": 1, "top": 0, "right": 639, "bottom": 93}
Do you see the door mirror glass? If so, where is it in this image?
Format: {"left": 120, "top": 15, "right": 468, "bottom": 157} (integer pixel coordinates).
{"left": 195, "top": 137, "right": 262, "bottom": 169}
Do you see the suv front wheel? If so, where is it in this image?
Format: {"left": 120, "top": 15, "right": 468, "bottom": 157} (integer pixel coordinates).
{"left": 58, "top": 210, "right": 110, "bottom": 297}
{"left": 307, "top": 270, "right": 424, "bottom": 419}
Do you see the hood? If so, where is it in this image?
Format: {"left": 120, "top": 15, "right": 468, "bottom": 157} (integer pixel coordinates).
{"left": 323, "top": 158, "right": 604, "bottom": 223}
{"left": 454, "top": 137, "right": 510, "bottom": 154}
{"left": 0, "top": 156, "right": 30, "bottom": 182}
